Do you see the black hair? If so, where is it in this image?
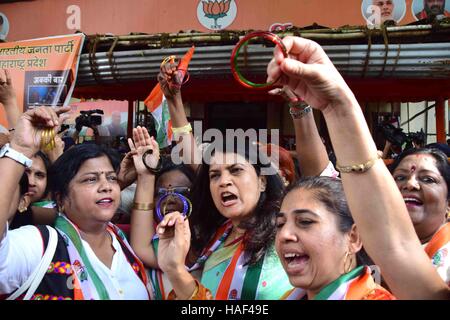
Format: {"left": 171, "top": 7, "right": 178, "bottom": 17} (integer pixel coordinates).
{"left": 389, "top": 147, "right": 450, "bottom": 199}
{"left": 156, "top": 156, "right": 196, "bottom": 185}
{"left": 19, "top": 173, "right": 29, "bottom": 196}
{"left": 283, "top": 176, "right": 372, "bottom": 266}
{"left": 48, "top": 144, "right": 120, "bottom": 203}
{"left": 189, "top": 140, "right": 284, "bottom": 266}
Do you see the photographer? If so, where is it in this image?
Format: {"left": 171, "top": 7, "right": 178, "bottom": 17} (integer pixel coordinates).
{"left": 72, "top": 109, "right": 110, "bottom": 145}
{"left": 378, "top": 123, "right": 426, "bottom": 159}
{"left": 378, "top": 123, "right": 406, "bottom": 159}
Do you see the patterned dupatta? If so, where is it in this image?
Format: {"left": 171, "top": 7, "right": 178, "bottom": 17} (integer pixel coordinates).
{"left": 282, "top": 266, "right": 394, "bottom": 300}
{"left": 151, "top": 220, "right": 265, "bottom": 300}
{"left": 425, "top": 222, "right": 450, "bottom": 263}
{"left": 189, "top": 220, "right": 265, "bottom": 300}
{"left": 54, "top": 214, "right": 149, "bottom": 300}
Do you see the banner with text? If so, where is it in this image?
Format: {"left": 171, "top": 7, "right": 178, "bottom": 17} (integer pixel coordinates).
{"left": 0, "top": 33, "right": 84, "bottom": 127}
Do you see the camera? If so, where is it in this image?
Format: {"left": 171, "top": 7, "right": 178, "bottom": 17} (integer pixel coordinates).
{"left": 378, "top": 123, "right": 407, "bottom": 147}
{"left": 378, "top": 123, "right": 427, "bottom": 150}
{"left": 75, "top": 109, "right": 104, "bottom": 132}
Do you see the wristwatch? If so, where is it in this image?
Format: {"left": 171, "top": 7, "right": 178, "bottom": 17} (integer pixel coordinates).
{"left": 0, "top": 143, "right": 33, "bottom": 168}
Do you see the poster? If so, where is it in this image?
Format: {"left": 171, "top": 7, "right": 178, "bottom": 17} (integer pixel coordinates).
{"left": 0, "top": 33, "right": 84, "bottom": 128}
{"left": 361, "top": 0, "right": 407, "bottom": 26}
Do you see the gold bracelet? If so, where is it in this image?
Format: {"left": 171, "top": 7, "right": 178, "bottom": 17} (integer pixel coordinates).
{"left": 336, "top": 155, "right": 381, "bottom": 173}
{"left": 132, "top": 202, "right": 154, "bottom": 211}
{"left": 172, "top": 123, "right": 192, "bottom": 135}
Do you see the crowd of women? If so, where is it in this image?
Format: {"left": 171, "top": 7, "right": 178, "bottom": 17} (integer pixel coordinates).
{"left": 0, "top": 35, "right": 449, "bottom": 300}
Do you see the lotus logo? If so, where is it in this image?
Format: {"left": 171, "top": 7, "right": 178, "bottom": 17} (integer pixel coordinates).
{"left": 197, "top": 0, "right": 237, "bottom": 30}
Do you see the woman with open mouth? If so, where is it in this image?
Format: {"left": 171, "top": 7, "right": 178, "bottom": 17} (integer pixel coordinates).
{"left": 390, "top": 148, "right": 450, "bottom": 284}
{"left": 0, "top": 106, "right": 152, "bottom": 300}
{"left": 276, "top": 176, "right": 394, "bottom": 300}
{"left": 266, "top": 35, "right": 450, "bottom": 299}
{"left": 141, "top": 58, "right": 294, "bottom": 300}
{"left": 155, "top": 139, "right": 293, "bottom": 300}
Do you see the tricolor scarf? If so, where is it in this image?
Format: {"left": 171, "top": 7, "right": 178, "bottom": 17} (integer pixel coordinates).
{"left": 425, "top": 222, "right": 450, "bottom": 283}
{"left": 54, "top": 214, "right": 149, "bottom": 300}
{"left": 151, "top": 220, "right": 265, "bottom": 300}
{"left": 282, "top": 266, "right": 394, "bottom": 300}
{"left": 189, "top": 220, "right": 265, "bottom": 300}
{"left": 425, "top": 222, "right": 450, "bottom": 262}
{"left": 32, "top": 200, "right": 56, "bottom": 209}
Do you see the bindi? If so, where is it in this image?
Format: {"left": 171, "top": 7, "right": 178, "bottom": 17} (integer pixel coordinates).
{"left": 410, "top": 165, "right": 416, "bottom": 173}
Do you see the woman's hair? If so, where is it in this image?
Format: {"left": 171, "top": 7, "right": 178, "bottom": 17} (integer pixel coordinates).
{"left": 260, "top": 143, "right": 296, "bottom": 185}
{"left": 389, "top": 147, "right": 450, "bottom": 199}
{"left": 156, "top": 156, "right": 196, "bottom": 185}
{"left": 283, "top": 176, "right": 371, "bottom": 266}
{"left": 48, "top": 144, "right": 120, "bottom": 203}
{"left": 190, "top": 141, "right": 284, "bottom": 266}
{"left": 33, "top": 151, "right": 51, "bottom": 198}
{"left": 19, "top": 173, "right": 29, "bottom": 196}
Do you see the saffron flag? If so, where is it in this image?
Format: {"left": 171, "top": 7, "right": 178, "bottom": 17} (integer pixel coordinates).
{"left": 144, "top": 46, "right": 195, "bottom": 148}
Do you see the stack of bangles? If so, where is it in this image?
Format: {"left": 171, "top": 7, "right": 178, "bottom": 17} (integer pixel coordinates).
{"left": 160, "top": 55, "right": 190, "bottom": 90}
{"left": 155, "top": 192, "right": 192, "bottom": 223}
{"left": 172, "top": 123, "right": 192, "bottom": 136}
{"left": 289, "top": 100, "right": 312, "bottom": 119}
{"left": 40, "top": 128, "right": 56, "bottom": 152}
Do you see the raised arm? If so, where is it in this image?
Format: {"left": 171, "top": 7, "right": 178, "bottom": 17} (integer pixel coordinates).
{"left": 0, "top": 69, "right": 21, "bottom": 129}
{"left": 128, "top": 126, "right": 160, "bottom": 268}
{"left": 158, "top": 62, "right": 200, "bottom": 171}
{"left": 267, "top": 36, "right": 450, "bottom": 300}
{"left": 157, "top": 211, "right": 199, "bottom": 299}
{"left": 269, "top": 86, "right": 329, "bottom": 177}
{"left": 0, "top": 106, "right": 70, "bottom": 237}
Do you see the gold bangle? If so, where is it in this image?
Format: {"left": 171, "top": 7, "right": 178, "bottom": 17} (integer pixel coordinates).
{"left": 40, "top": 128, "right": 56, "bottom": 152}
{"left": 172, "top": 123, "right": 192, "bottom": 135}
{"left": 336, "top": 155, "right": 381, "bottom": 173}
{"left": 132, "top": 202, "right": 154, "bottom": 211}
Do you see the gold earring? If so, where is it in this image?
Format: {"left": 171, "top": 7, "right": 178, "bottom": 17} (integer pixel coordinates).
{"left": 18, "top": 205, "right": 28, "bottom": 213}
{"left": 343, "top": 251, "right": 353, "bottom": 274}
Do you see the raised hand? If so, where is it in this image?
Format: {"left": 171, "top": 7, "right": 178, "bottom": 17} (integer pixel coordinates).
{"left": 156, "top": 211, "right": 191, "bottom": 274}
{"left": 44, "top": 130, "right": 66, "bottom": 163}
{"left": 117, "top": 151, "right": 137, "bottom": 189}
{"left": 267, "top": 36, "right": 356, "bottom": 113}
{"left": 157, "top": 60, "right": 182, "bottom": 99}
{"left": 10, "top": 106, "right": 70, "bottom": 157}
{"left": 0, "top": 69, "right": 16, "bottom": 105}
{"left": 127, "top": 126, "right": 160, "bottom": 176}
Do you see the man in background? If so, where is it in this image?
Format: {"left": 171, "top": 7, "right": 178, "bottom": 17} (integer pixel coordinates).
{"left": 107, "top": 111, "right": 126, "bottom": 138}
{"left": 415, "top": 0, "right": 450, "bottom": 19}
{"left": 372, "top": 0, "right": 395, "bottom": 23}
